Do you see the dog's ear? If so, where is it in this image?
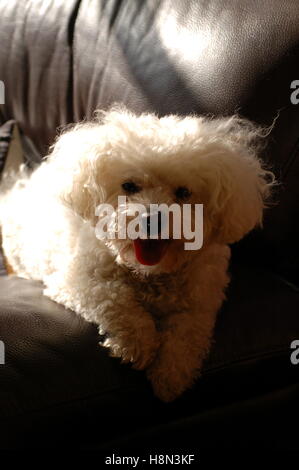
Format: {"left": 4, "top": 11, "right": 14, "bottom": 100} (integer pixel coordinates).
{"left": 199, "top": 116, "right": 275, "bottom": 244}
{"left": 45, "top": 123, "right": 107, "bottom": 224}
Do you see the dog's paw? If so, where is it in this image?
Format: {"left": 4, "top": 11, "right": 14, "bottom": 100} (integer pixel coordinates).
{"left": 101, "top": 324, "right": 160, "bottom": 370}
{"left": 146, "top": 366, "right": 188, "bottom": 402}
{"left": 146, "top": 353, "right": 199, "bottom": 402}
{"left": 147, "top": 375, "right": 182, "bottom": 402}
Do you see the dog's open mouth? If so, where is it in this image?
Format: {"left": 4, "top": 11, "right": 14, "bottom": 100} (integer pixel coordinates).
{"left": 133, "top": 239, "right": 169, "bottom": 266}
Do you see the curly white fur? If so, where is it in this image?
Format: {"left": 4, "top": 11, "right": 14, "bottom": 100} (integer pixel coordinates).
{"left": 0, "top": 107, "right": 274, "bottom": 401}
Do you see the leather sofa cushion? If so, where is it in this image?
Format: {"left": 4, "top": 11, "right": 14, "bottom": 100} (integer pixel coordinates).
{"left": 0, "top": 262, "right": 298, "bottom": 448}
{"left": 0, "top": 120, "right": 16, "bottom": 173}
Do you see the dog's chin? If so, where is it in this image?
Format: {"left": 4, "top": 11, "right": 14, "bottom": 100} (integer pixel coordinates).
{"left": 110, "top": 239, "right": 185, "bottom": 276}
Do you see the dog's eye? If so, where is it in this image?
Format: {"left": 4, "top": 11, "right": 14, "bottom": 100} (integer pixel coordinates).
{"left": 122, "top": 181, "right": 141, "bottom": 194}
{"left": 175, "top": 186, "right": 191, "bottom": 200}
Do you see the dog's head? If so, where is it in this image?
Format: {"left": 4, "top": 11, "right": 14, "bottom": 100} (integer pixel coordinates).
{"left": 47, "top": 107, "right": 274, "bottom": 276}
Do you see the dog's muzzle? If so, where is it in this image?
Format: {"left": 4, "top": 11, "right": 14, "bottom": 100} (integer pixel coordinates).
{"left": 133, "top": 211, "right": 169, "bottom": 266}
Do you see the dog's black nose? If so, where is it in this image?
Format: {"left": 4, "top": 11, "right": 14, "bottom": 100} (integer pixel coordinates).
{"left": 142, "top": 212, "right": 163, "bottom": 237}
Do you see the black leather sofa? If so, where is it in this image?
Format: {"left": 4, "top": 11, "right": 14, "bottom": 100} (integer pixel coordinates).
{"left": 0, "top": 0, "right": 299, "bottom": 452}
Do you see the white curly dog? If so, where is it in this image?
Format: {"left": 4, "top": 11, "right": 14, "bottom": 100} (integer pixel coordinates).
{"left": 0, "top": 107, "right": 273, "bottom": 402}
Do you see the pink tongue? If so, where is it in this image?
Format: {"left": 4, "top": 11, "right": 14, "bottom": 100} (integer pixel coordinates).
{"left": 133, "top": 239, "right": 168, "bottom": 266}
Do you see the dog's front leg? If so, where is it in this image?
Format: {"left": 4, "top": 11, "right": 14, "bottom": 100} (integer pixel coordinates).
{"left": 146, "top": 309, "right": 217, "bottom": 402}
{"left": 96, "top": 282, "right": 160, "bottom": 370}
{"left": 147, "top": 246, "right": 230, "bottom": 402}
{"left": 44, "top": 270, "right": 160, "bottom": 370}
